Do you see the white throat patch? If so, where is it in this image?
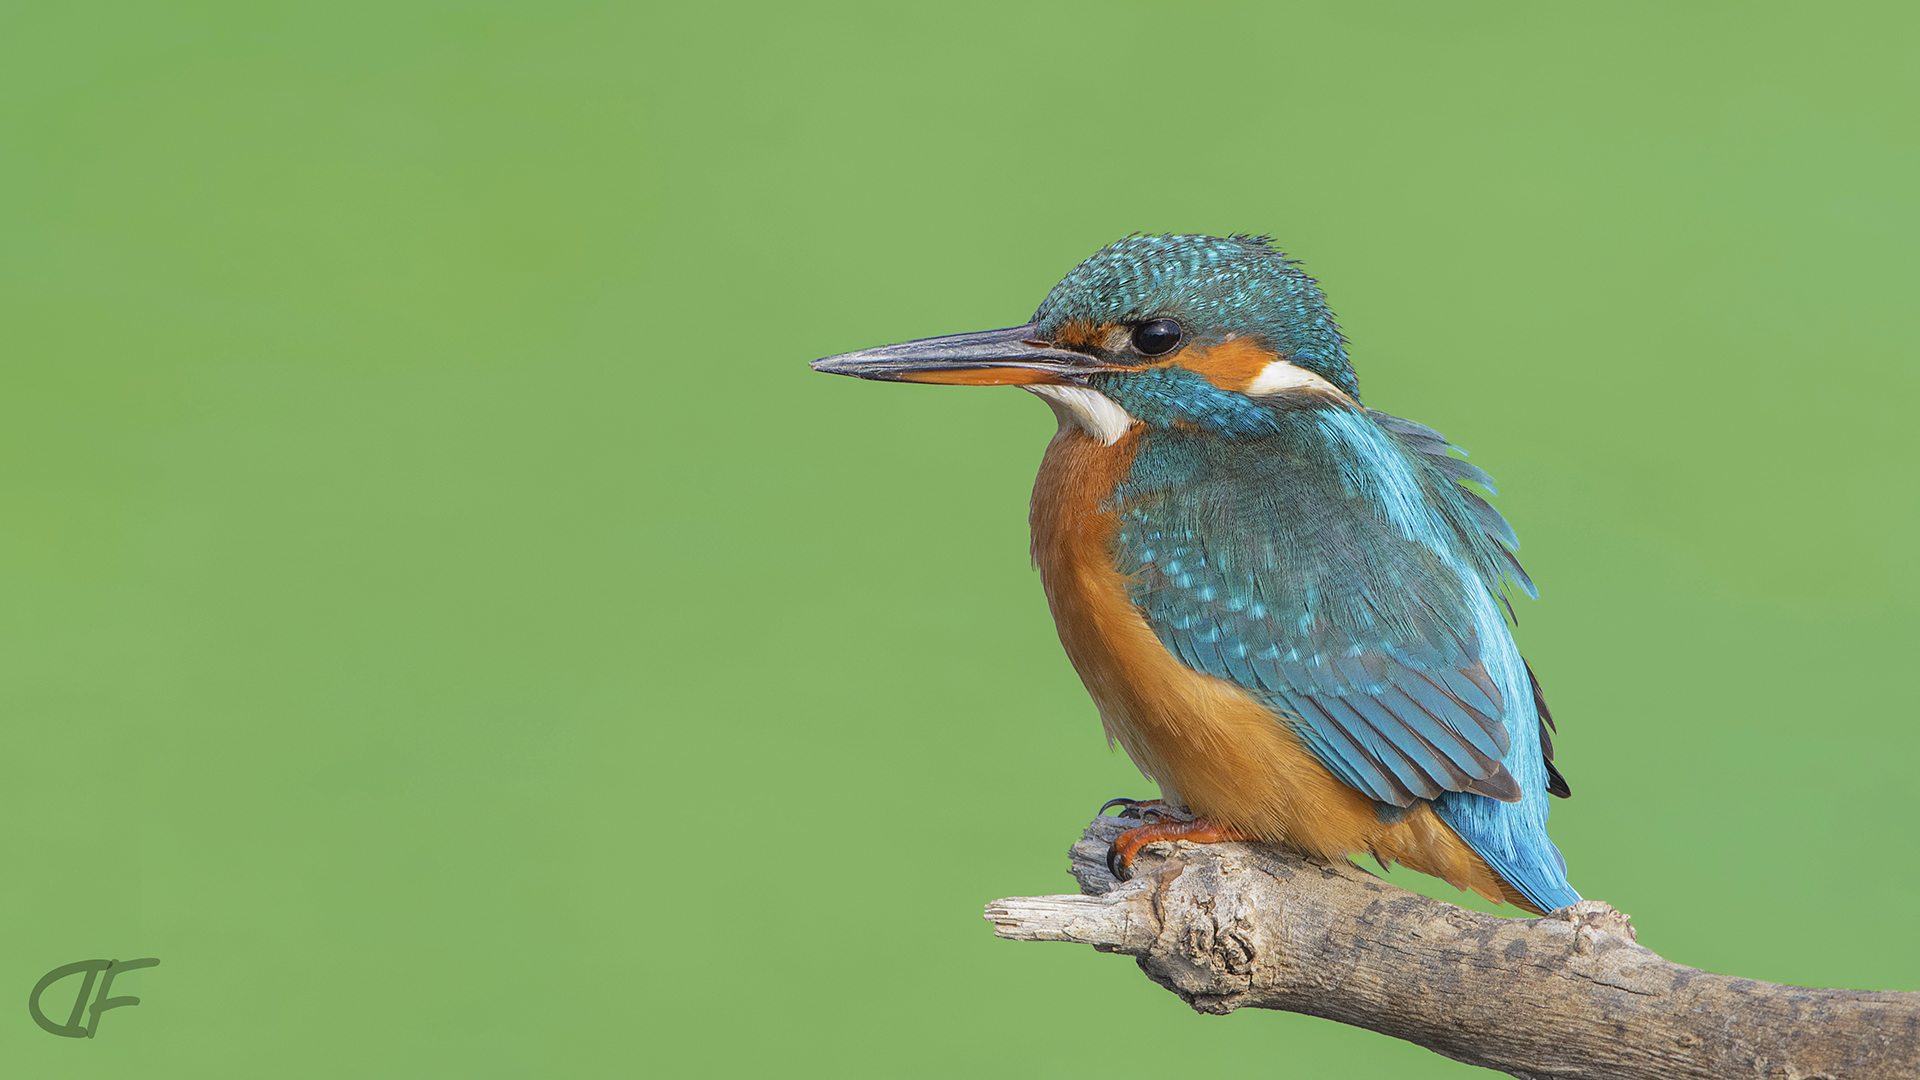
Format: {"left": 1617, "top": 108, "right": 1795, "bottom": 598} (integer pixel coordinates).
{"left": 1025, "top": 384, "right": 1135, "bottom": 446}
{"left": 1245, "top": 359, "right": 1342, "bottom": 396}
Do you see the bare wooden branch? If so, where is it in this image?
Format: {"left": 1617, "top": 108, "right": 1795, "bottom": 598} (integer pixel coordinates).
{"left": 985, "top": 815, "right": 1920, "bottom": 1079}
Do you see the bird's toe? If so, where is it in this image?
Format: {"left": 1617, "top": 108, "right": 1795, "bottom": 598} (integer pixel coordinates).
{"left": 1098, "top": 796, "right": 1166, "bottom": 821}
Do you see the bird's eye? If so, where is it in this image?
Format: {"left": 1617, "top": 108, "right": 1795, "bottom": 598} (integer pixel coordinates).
{"left": 1131, "top": 319, "right": 1183, "bottom": 357}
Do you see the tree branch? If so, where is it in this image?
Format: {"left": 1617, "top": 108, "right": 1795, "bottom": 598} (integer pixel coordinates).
{"left": 984, "top": 814, "right": 1919, "bottom": 1079}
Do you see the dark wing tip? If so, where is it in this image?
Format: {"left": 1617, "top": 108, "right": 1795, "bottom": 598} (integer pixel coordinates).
{"left": 1464, "top": 764, "right": 1524, "bottom": 803}
{"left": 1527, "top": 658, "right": 1571, "bottom": 798}
{"left": 1545, "top": 759, "right": 1572, "bottom": 799}
{"left": 1527, "top": 658, "right": 1555, "bottom": 732}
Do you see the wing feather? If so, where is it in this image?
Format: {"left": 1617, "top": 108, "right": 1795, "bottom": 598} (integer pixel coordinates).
{"left": 1112, "top": 408, "right": 1559, "bottom": 808}
{"left": 1404, "top": 671, "right": 1507, "bottom": 760}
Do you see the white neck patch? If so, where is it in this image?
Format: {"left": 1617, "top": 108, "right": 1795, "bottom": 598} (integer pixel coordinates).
{"left": 1024, "top": 384, "right": 1135, "bottom": 446}
{"left": 1245, "top": 359, "right": 1342, "bottom": 397}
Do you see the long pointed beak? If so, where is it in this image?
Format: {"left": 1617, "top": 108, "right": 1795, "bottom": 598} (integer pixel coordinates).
{"left": 810, "top": 322, "right": 1111, "bottom": 386}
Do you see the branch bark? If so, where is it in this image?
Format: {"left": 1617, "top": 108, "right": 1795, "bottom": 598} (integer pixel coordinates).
{"left": 984, "top": 814, "right": 1919, "bottom": 1079}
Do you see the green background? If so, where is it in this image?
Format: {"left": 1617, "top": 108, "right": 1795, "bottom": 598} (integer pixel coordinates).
{"left": 4, "top": 2, "right": 1915, "bottom": 1076}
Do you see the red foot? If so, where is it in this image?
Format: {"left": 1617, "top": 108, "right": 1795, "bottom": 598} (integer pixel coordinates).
{"left": 1106, "top": 817, "right": 1258, "bottom": 881}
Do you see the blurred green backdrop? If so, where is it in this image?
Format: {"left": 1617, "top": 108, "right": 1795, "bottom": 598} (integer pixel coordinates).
{"left": 3, "top": 1, "right": 1915, "bottom": 1076}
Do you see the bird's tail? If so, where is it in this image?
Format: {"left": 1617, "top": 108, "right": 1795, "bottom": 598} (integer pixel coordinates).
{"left": 1433, "top": 789, "right": 1580, "bottom": 914}
{"left": 1370, "top": 797, "right": 1577, "bottom": 915}
{"left": 1369, "top": 805, "right": 1542, "bottom": 914}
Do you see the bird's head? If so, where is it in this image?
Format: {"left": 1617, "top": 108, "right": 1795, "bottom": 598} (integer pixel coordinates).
{"left": 812, "top": 234, "right": 1357, "bottom": 442}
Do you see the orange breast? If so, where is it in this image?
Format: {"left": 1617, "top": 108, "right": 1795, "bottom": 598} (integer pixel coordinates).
{"left": 1028, "top": 422, "right": 1529, "bottom": 906}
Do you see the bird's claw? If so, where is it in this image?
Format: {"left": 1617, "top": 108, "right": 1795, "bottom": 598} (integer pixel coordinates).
{"left": 1098, "top": 796, "right": 1166, "bottom": 821}
{"left": 1105, "top": 840, "right": 1134, "bottom": 882}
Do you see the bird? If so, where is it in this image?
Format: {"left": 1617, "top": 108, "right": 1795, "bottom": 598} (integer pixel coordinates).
{"left": 811, "top": 233, "right": 1578, "bottom": 914}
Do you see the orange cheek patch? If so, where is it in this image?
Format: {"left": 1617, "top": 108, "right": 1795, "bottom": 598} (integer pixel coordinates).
{"left": 1170, "top": 337, "right": 1283, "bottom": 391}
{"left": 1050, "top": 319, "right": 1114, "bottom": 350}
{"left": 897, "top": 367, "right": 1066, "bottom": 386}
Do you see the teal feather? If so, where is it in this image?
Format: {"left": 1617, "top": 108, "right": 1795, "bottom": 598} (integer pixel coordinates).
{"left": 1091, "top": 351, "right": 1577, "bottom": 909}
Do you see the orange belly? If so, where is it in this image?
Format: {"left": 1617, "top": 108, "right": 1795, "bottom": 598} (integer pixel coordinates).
{"left": 1030, "top": 422, "right": 1532, "bottom": 909}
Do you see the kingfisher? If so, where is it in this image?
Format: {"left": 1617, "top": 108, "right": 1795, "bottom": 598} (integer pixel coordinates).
{"left": 812, "top": 234, "right": 1578, "bottom": 914}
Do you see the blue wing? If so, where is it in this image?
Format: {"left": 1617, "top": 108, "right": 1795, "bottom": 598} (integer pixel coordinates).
{"left": 1110, "top": 405, "right": 1578, "bottom": 910}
